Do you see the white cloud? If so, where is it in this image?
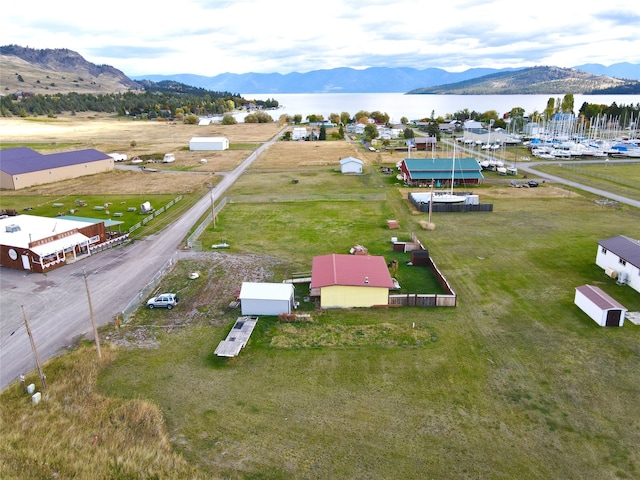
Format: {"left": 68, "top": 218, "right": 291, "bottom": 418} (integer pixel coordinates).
{"left": 2, "top": 0, "right": 639, "bottom": 76}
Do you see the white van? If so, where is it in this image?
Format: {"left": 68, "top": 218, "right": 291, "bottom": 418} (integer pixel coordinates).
{"left": 163, "top": 153, "right": 176, "bottom": 163}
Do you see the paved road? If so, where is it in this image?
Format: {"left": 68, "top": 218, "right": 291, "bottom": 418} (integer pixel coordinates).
{"left": 0, "top": 130, "right": 282, "bottom": 391}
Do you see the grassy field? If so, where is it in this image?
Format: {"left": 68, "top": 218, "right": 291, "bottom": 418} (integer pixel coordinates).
{"left": 1, "top": 116, "right": 640, "bottom": 479}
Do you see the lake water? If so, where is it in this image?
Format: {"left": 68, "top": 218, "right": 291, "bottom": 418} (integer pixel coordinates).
{"left": 244, "top": 92, "right": 640, "bottom": 124}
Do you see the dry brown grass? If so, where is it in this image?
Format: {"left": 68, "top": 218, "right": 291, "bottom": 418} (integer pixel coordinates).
{"left": 0, "top": 169, "right": 215, "bottom": 196}
{"left": 1, "top": 114, "right": 284, "bottom": 194}
{"left": 1, "top": 112, "right": 280, "bottom": 146}
{"left": 251, "top": 140, "right": 380, "bottom": 170}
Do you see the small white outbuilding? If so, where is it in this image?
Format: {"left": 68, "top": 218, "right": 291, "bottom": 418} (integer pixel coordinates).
{"left": 340, "top": 157, "right": 364, "bottom": 174}
{"left": 189, "top": 136, "right": 229, "bottom": 151}
{"left": 574, "top": 284, "right": 627, "bottom": 327}
{"left": 239, "top": 282, "right": 295, "bottom": 316}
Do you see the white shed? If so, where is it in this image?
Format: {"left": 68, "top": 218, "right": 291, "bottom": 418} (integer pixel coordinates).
{"left": 291, "top": 127, "right": 308, "bottom": 141}
{"left": 574, "top": 284, "right": 627, "bottom": 327}
{"left": 340, "top": 157, "right": 364, "bottom": 174}
{"left": 189, "top": 136, "right": 229, "bottom": 151}
{"left": 239, "top": 282, "right": 295, "bottom": 316}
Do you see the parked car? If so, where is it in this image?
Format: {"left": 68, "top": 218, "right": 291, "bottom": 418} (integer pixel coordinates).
{"left": 527, "top": 180, "right": 539, "bottom": 188}
{"left": 147, "top": 293, "right": 179, "bottom": 309}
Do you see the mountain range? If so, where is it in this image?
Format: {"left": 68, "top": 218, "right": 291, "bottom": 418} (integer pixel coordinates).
{"left": 2, "top": 45, "right": 640, "bottom": 95}
{"left": 132, "top": 64, "right": 640, "bottom": 94}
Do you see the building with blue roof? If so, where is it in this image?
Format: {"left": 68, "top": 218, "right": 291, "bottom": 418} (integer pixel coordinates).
{"left": 0, "top": 147, "right": 113, "bottom": 190}
{"left": 398, "top": 157, "right": 484, "bottom": 187}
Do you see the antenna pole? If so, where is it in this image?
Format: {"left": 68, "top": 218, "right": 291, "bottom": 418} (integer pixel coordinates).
{"left": 22, "top": 305, "right": 47, "bottom": 390}
{"left": 83, "top": 268, "right": 102, "bottom": 359}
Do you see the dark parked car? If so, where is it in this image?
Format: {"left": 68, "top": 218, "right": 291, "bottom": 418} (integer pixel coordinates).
{"left": 528, "top": 180, "right": 539, "bottom": 188}
{"left": 147, "top": 293, "right": 179, "bottom": 309}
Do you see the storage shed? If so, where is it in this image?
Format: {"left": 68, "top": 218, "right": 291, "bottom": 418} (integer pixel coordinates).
{"left": 574, "top": 284, "right": 627, "bottom": 327}
{"left": 239, "top": 282, "right": 295, "bottom": 316}
{"left": 189, "top": 136, "right": 229, "bottom": 151}
{"left": 340, "top": 157, "right": 364, "bottom": 174}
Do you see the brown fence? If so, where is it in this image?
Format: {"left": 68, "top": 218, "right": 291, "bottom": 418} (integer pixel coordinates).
{"left": 389, "top": 293, "right": 456, "bottom": 307}
{"left": 388, "top": 232, "right": 457, "bottom": 308}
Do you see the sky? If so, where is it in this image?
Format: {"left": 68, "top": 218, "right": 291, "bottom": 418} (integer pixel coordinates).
{"left": 3, "top": 0, "right": 640, "bottom": 77}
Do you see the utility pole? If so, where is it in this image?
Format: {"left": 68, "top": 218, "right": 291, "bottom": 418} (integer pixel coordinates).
{"left": 83, "top": 268, "right": 102, "bottom": 359}
{"left": 22, "top": 305, "right": 47, "bottom": 390}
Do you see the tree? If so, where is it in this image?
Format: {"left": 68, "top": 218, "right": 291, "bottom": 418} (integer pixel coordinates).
{"left": 293, "top": 114, "right": 302, "bottom": 125}
{"left": 544, "top": 97, "right": 555, "bottom": 122}
{"left": 184, "top": 114, "right": 198, "bottom": 124}
{"left": 340, "top": 112, "right": 351, "bottom": 125}
{"left": 508, "top": 107, "right": 526, "bottom": 133}
{"left": 561, "top": 94, "right": 575, "bottom": 114}
{"left": 403, "top": 127, "right": 414, "bottom": 139}
{"left": 329, "top": 113, "right": 340, "bottom": 125}
{"left": 370, "top": 111, "right": 389, "bottom": 125}
{"left": 364, "top": 123, "right": 378, "bottom": 140}
{"left": 426, "top": 121, "right": 440, "bottom": 140}
{"left": 400, "top": 116, "right": 408, "bottom": 125}
{"left": 221, "top": 114, "right": 237, "bottom": 125}
{"left": 319, "top": 125, "right": 326, "bottom": 140}
{"left": 354, "top": 110, "right": 371, "bottom": 124}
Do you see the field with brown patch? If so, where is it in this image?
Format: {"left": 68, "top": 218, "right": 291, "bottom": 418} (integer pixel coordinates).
{"left": 1, "top": 114, "right": 284, "bottom": 194}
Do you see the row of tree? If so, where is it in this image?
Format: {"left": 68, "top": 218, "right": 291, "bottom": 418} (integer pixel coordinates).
{"left": 0, "top": 80, "right": 275, "bottom": 119}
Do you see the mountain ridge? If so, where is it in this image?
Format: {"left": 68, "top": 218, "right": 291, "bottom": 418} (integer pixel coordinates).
{"left": 407, "top": 66, "right": 640, "bottom": 95}
{"left": 2, "top": 45, "right": 640, "bottom": 95}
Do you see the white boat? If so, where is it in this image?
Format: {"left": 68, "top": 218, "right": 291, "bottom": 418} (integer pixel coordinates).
{"left": 421, "top": 142, "right": 467, "bottom": 203}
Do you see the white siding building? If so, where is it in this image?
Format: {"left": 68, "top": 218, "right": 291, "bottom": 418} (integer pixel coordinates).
{"left": 339, "top": 157, "right": 364, "bottom": 174}
{"left": 239, "top": 282, "right": 295, "bottom": 316}
{"left": 595, "top": 235, "right": 640, "bottom": 293}
{"left": 189, "top": 137, "right": 229, "bottom": 151}
{"left": 291, "top": 128, "right": 309, "bottom": 141}
{"left": 574, "top": 285, "right": 627, "bottom": 327}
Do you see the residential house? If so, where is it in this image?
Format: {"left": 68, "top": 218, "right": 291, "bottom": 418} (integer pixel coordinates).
{"left": 595, "top": 235, "right": 640, "bottom": 293}
{"left": 310, "top": 254, "right": 395, "bottom": 308}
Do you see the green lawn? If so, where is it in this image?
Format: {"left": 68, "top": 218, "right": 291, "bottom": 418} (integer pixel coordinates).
{"left": 96, "top": 172, "right": 640, "bottom": 479}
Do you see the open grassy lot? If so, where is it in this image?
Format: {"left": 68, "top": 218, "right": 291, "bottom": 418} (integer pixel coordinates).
{"left": 2, "top": 121, "right": 640, "bottom": 479}
{"left": 99, "top": 171, "right": 640, "bottom": 479}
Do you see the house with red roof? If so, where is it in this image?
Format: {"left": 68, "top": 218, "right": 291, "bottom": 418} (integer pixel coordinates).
{"left": 310, "top": 254, "right": 394, "bottom": 308}
{"left": 0, "top": 147, "right": 114, "bottom": 190}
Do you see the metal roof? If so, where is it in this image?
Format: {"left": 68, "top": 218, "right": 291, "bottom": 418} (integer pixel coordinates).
{"left": 403, "top": 157, "right": 484, "bottom": 181}
{"left": 598, "top": 235, "right": 640, "bottom": 268}
{"left": 575, "top": 285, "right": 627, "bottom": 311}
{"left": 0, "top": 147, "right": 112, "bottom": 175}
{"left": 239, "top": 282, "right": 294, "bottom": 301}
{"left": 311, "top": 254, "right": 394, "bottom": 289}
{"left": 0, "top": 214, "right": 94, "bottom": 249}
